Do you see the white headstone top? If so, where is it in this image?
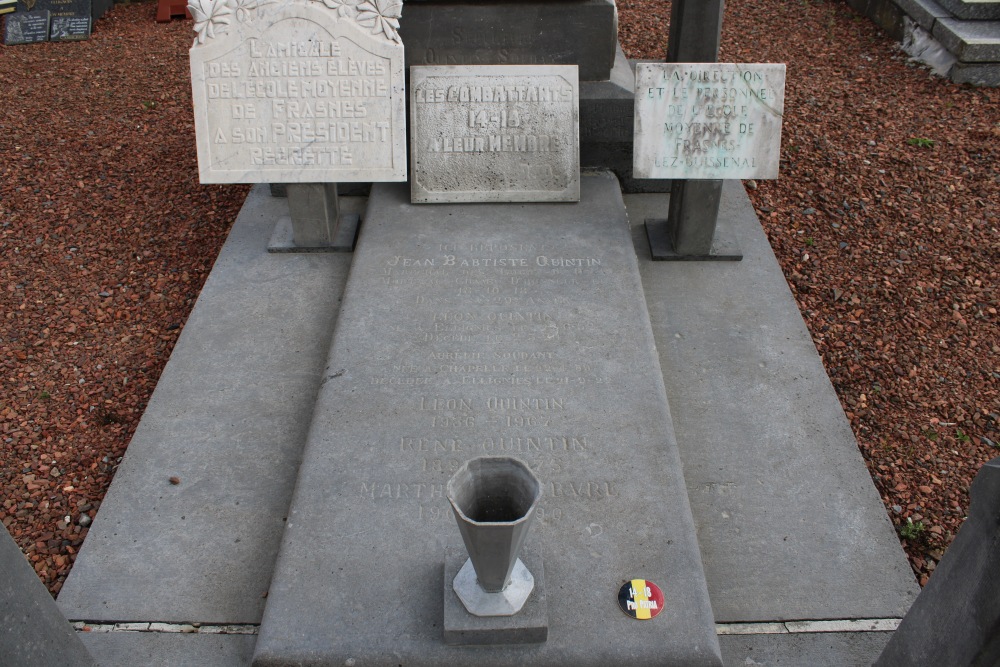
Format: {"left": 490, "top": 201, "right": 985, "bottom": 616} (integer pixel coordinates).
{"left": 410, "top": 65, "right": 580, "bottom": 203}
{"left": 189, "top": 0, "right": 407, "bottom": 184}
{"left": 633, "top": 63, "right": 785, "bottom": 181}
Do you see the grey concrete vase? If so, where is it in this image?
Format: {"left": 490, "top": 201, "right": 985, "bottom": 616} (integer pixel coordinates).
{"left": 447, "top": 457, "right": 542, "bottom": 594}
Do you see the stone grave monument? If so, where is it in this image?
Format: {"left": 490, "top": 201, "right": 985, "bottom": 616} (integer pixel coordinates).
{"left": 244, "top": 1, "right": 721, "bottom": 663}
{"left": 189, "top": 0, "right": 407, "bottom": 251}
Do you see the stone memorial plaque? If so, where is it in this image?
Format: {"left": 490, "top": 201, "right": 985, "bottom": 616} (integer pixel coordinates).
{"left": 49, "top": 13, "right": 89, "bottom": 40}
{"left": 253, "top": 174, "right": 721, "bottom": 666}
{"left": 410, "top": 65, "right": 580, "bottom": 203}
{"left": 633, "top": 63, "right": 786, "bottom": 180}
{"left": 3, "top": 9, "right": 48, "bottom": 44}
{"left": 189, "top": 0, "right": 407, "bottom": 184}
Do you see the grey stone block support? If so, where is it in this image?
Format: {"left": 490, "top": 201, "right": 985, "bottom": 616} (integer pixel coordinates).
{"left": 876, "top": 457, "right": 1000, "bottom": 666}
{"left": 1, "top": 526, "right": 96, "bottom": 667}
{"left": 646, "top": 179, "right": 742, "bottom": 261}
{"left": 400, "top": 0, "right": 617, "bottom": 82}
{"left": 652, "top": 0, "right": 730, "bottom": 260}
{"left": 269, "top": 183, "right": 361, "bottom": 253}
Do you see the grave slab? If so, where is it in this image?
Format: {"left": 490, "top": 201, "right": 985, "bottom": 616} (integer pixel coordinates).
{"left": 933, "top": 17, "right": 1000, "bottom": 61}
{"left": 935, "top": 0, "right": 1000, "bottom": 20}
{"left": 57, "top": 188, "right": 360, "bottom": 623}
{"left": 400, "top": 0, "right": 617, "bottom": 82}
{"left": 253, "top": 172, "right": 721, "bottom": 666}
{"left": 78, "top": 632, "right": 256, "bottom": 667}
{"left": 627, "top": 182, "right": 919, "bottom": 622}
{"left": 410, "top": 65, "right": 580, "bottom": 203}
{"left": 719, "top": 631, "right": 893, "bottom": 667}
{"left": 189, "top": 0, "right": 407, "bottom": 184}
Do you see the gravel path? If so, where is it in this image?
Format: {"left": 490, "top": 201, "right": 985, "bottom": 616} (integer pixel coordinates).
{"left": 1, "top": 0, "right": 997, "bottom": 595}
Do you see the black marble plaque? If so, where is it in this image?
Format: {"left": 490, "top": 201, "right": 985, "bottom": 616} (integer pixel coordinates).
{"left": 49, "top": 12, "right": 88, "bottom": 39}
{"left": 4, "top": 10, "right": 49, "bottom": 44}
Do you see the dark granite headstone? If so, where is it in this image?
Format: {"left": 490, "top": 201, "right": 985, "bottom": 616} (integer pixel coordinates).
{"left": 33, "top": 0, "right": 90, "bottom": 39}
{"left": 49, "top": 12, "right": 88, "bottom": 39}
{"left": 3, "top": 9, "right": 49, "bottom": 44}
{"left": 399, "top": 0, "right": 618, "bottom": 82}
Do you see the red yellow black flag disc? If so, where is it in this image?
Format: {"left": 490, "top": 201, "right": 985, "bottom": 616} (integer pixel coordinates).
{"left": 618, "top": 579, "right": 665, "bottom": 620}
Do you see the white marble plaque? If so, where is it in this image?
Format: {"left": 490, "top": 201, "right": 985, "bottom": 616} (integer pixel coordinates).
{"left": 410, "top": 65, "right": 580, "bottom": 203}
{"left": 633, "top": 63, "right": 785, "bottom": 180}
{"left": 189, "top": 0, "right": 407, "bottom": 184}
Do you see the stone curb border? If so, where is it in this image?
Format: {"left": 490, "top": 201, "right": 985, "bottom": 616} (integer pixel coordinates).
{"left": 69, "top": 618, "right": 902, "bottom": 636}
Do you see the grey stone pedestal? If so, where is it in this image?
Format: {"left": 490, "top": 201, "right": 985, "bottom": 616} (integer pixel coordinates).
{"left": 268, "top": 183, "right": 360, "bottom": 253}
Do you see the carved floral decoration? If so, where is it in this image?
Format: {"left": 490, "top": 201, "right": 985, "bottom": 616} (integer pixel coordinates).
{"left": 189, "top": 0, "right": 233, "bottom": 45}
{"left": 189, "top": 0, "right": 401, "bottom": 46}
{"left": 356, "top": 0, "right": 402, "bottom": 43}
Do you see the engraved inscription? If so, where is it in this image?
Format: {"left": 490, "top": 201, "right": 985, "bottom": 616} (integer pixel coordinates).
{"left": 190, "top": 3, "right": 407, "bottom": 183}
{"left": 633, "top": 63, "right": 786, "bottom": 180}
{"left": 410, "top": 65, "right": 580, "bottom": 203}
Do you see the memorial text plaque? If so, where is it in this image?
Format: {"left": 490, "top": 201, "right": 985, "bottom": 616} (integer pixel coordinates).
{"left": 633, "top": 63, "right": 786, "bottom": 180}
{"left": 410, "top": 65, "right": 580, "bottom": 203}
{"left": 3, "top": 10, "right": 49, "bottom": 44}
{"left": 189, "top": 0, "right": 407, "bottom": 183}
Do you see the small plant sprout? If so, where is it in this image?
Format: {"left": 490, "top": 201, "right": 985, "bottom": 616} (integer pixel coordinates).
{"left": 805, "top": 237, "right": 815, "bottom": 247}
{"left": 142, "top": 100, "right": 157, "bottom": 110}
{"left": 906, "top": 137, "right": 935, "bottom": 148}
{"left": 900, "top": 518, "right": 925, "bottom": 541}
{"left": 956, "top": 430, "right": 971, "bottom": 443}
{"left": 39, "top": 390, "right": 50, "bottom": 399}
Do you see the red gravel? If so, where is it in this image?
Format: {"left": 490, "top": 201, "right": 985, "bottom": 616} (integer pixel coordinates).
{"left": 0, "top": 4, "right": 248, "bottom": 595}
{"left": 1, "top": 0, "right": 997, "bottom": 596}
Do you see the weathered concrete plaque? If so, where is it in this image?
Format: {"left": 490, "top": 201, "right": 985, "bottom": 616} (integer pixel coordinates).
{"left": 189, "top": 0, "right": 407, "bottom": 184}
{"left": 633, "top": 63, "right": 785, "bottom": 180}
{"left": 410, "top": 65, "right": 580, "bottom": 203}
{"left": 252, "top": 173, "right": 721, "bottom": 666}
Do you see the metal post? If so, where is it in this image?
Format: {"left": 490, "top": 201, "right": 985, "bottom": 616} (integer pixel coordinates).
{"left": 645, "top": 0, "right": 741, "bottom": 261}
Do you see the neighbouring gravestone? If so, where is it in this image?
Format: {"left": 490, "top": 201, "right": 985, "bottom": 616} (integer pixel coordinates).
{"left": 410, "top": 65, "right": 580, "bottom": 203}
{"left": 252, "top": 173, "right": 722, "bottom": 666}
{"left": 35, "top": 0, "right": 91, "bottom": 40}
{"left": 3, "top": 9, "right": 48, "bottom": 44}
{"left": 876, "top": 456, "right": 1000, "bottom": 666}
{"left": 400, "top": 0, "right": 617, "bottom": 82}
{"left": 49, "top": 11, "right": 89, "bottom": 40}
{"left": 633, "top": 63, "right": 786, "bottom": 180}
{"left": 1, "top": 527, "right": 97, "bottom": 666}
{"left": 188, "top": 0, "right": 407, "bottom": 184}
